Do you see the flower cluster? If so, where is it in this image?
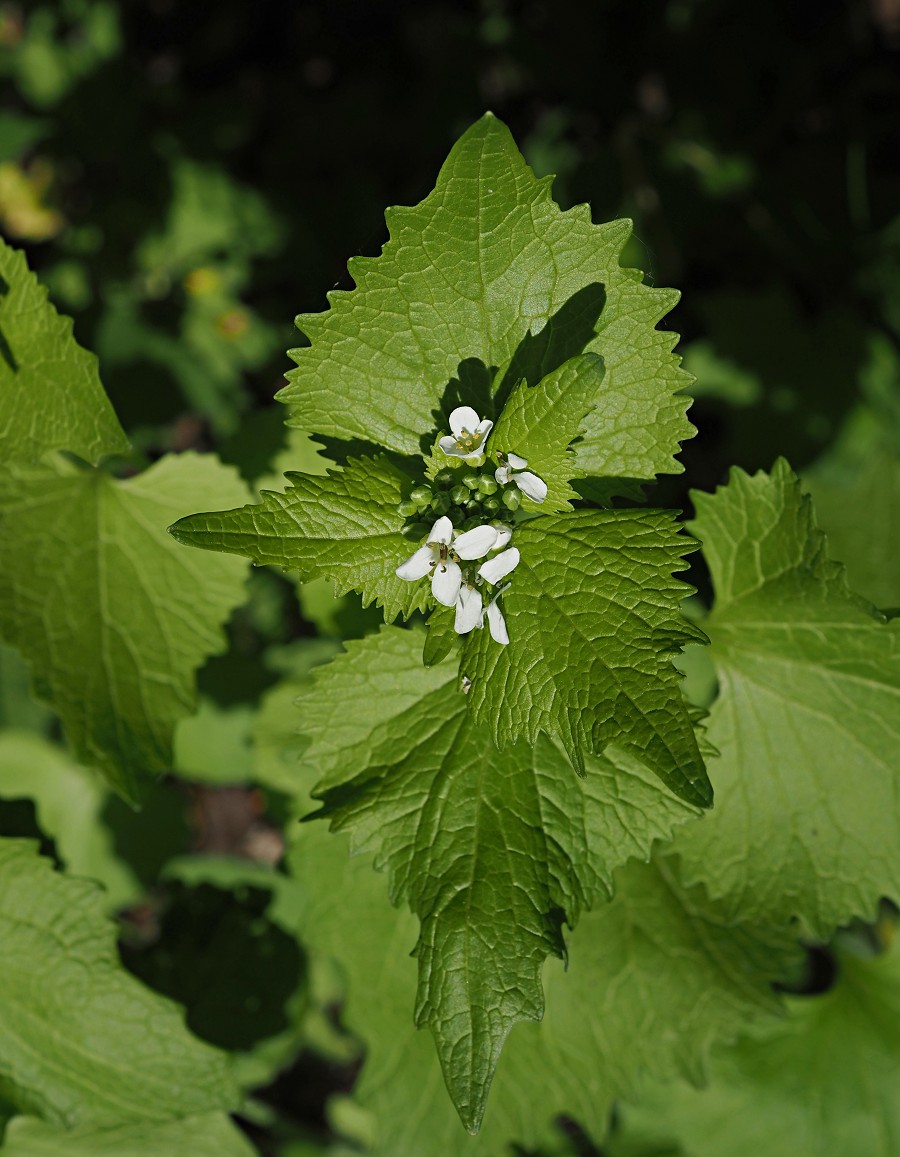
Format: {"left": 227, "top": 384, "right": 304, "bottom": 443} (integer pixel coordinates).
{"left": 396, "top": 407, "right": 545, "bottom": 647}
{"left": 396, "top": 516, "right": 518, "bottom": 643}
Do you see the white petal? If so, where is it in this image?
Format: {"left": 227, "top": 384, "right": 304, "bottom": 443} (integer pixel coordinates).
{"left": 432, "top": 559, "right": 462, "bottom": 606}
{"left": 486, "top": 599, "right": 509, "bottom": 645}
{"left": 438, "top": 434, "right": 461, "bottom": 455}
{"left": 491, "top": 523, "right": 513, "bottom": 549}
{"left": 396, "top": 545, "right": 433, "bottom": 581}
{"left": 454, "top": 585, "right": 483, "bottom": 634}
{"left": 453, "top": 523, "right": 498, "bottom": 559}
{"left": 495, "top": 465, "right": 511, "bottom": 485}
{"left": 429, "top": 515, "right": 453, "bottom": 545}
{"left": 449, "top": 405, "right": 480, "bottom": 436}
{"left": 475, "top": 419, "right": 493, "bottom": 439}
{"left": 513, "top": 471, "right": 548, "bottom": 503}
{"left": 507, "top": 452, "right": 529, "bottom": 470}
{"left": 479, "top": 547, "right": 520, "bottom": 584}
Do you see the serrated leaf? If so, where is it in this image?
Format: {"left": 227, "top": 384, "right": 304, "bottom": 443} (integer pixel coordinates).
{"left": 0, "top": 237, "right": 128, "bottom": 465}
{"left": 293, "top": 627, "right": 700, "bottom": 1131}
{"left": 288, "top": 822, "right": 796, "bottom": 1154}
{"left": 464, "top": 509, "right": 711, "bottom": 806}
{"left": 0, "top": 839, "right": 238, "bottom": 1128}
{"left": 0, "top": 453, "right": 250, "bottom": 802}
{"left": 614, "top": 936, "right": 900, "bottom": 1157}
{"left": 671, "top": 460, "right": 900, "bottom": 935}
{"left": 0, "top": 732, "right": 139, "bottom": 909}
{"left": 279, "top": 113, "right": 692, "bottom": 488}
{"left": 169, "top": 455, "right": 428, "bottom": 623}
{"left": 490, "top": 353, "right": 605, "bottom": 512}
{"left": 2, "top": 1113, "right": 256, "bottom": 1156}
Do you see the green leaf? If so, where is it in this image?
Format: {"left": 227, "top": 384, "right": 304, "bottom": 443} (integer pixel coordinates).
{"left": 0, "top": 453, "right": 251, "bottom": 802}
{"left": 0, "top": 732, "right": 139, "bottom": 909}
{"left": 421, "top": 603, "right": 458, "bottom": 667}
{"left": 0, "top": 839, "right": 238, "bottom": 1128}
{"left": 672, "top": 460, "right": 900, "bottom": 935}
{"left": 2, "top": 1113, "right": 256, "bottom": 1156}
{"left": 613, "top": 936, "right": 900, "bottom": 1157}
{"left": 802, "top": 402, "right": 900, "bottom": 610}
{"left": 169, "top": 455, "right": 428, "bottom": 623}
{"left": 174, "top": 698, "right": 254, "bottom": 785}
{"left": 288, "top": 821, "right": 796, "bottom": 1154}
{"left": 294, "top": 627, "right": 700, "bottom": 1131}
{"left": 464, "top": 510, "right": 711, "bottom": 805}
{"left": 0, "top": 237, "right": 128, "bottom": 466}
{"left": 490, "top": 353, "right": 605, "bottom": 512}
{"left": 278, "top": 113, "right": 692, "bottom": 489}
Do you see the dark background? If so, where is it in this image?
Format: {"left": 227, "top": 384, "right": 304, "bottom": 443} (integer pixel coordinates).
{"left": 3, "top": 0, "right": 899, "bottom": 504}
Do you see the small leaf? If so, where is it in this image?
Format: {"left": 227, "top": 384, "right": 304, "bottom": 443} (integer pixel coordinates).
{"left": 170, "top": 455, "right": 428, "bottom": 623}
{"left": 490, "top": 353, "right": 605, "bottom": 512}
{"left": 0, "top": 237, "right": 128, "bottom": 465}
{"left": 464, "top": 510, "right": 711, "bottom": 806}
{"left": 422, "top": 604, "right": 457, "bottom": 667}
{"left": 0, "top": 839, "right": 238, "bottom": 1128}
{"left": 0, "top": 453, "right": 250, "bottom": 802}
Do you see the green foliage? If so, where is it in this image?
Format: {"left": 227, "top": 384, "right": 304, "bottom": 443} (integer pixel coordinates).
{"left": 0, "top": 453, "right": 250, "bottom": 802}
{"left": 489, "top": 353, "right": 605, "bottom": 512}
{"left": 97, "top": 159, "right": 285, "bottom": 435}
{"left": 171, "top": 454, "right": 428, "bottom": 622}
{"left": 0, "top": 237, "right": 127, "bottom": 465}
{"left": 279, "top": 113, "right": 692, "bottom": 490}
{"left": 0, "top": 731, "right": 138, "bottom": 908}
{"left": 293, "top": 626, "right": 701, "bottom": 1128}
{"left": 2, "top": 29, "right": 899, "bottom": 1153}
{"left": 613, "top": 933, "right": 900, "bottom": 1157}
{"left": 464, "top": 509, "right": 709, "bottom": 802}
{"left": 2, "top": 1113, "right": 257, "bottom": 1156}
{"left": 0, "top": 839, "right": 238, "bottom": 1129}
{"left": 672, "top": 461, "right": 900, "bottom": 935}
{"left": 289, "top": 821, "right": 797, "bottom": 1152}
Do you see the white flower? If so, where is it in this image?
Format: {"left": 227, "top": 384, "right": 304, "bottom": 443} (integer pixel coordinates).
{"left": 478, "top": 546, "right": 519, "bottom": 585}
{"left": 438, "top": 406, "right": 493, "bottom": 461}
{"left": 491, "top": 522, "right": 513, "bottom": 549}
{"left": 396, "top": 517, "right": 499, "bottom": 607}
{"left": 454, "top": 582, "right": 483, "bottom": 634}
{"left": 495, "top": 452, "right": 547, "bottom": 503}
{"left": 484, "top": 587, "right": 510, "bottom": 645}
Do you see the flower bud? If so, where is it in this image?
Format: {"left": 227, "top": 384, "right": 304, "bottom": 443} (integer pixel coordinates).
{"left": 450, "top": 484, "right": 469, "bottom": 505}
{"left": 398, "top": 499, "right": 418, "bottom": 518}
{"left": 410, "top": 485, "right": 433, "bottom": 508}
{"left": 501, "top": 487, "right": 521, "bottom": 511}
{"left": 477, "top": 476, "right": 498, "bottom": 495}
{"left": 462, "top": 473, "right": 481, "bottom": 490}
{"left": 431, "top": 492, "right": 452, "bottom": 515}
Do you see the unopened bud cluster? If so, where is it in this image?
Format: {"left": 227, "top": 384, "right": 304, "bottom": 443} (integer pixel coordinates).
{"left": 397, "top": 467, "right": 521, "bottom": 526}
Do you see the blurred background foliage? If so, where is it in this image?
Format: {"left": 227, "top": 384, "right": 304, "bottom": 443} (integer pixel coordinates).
{"left": 1, "top": 0, "right": 899, "bottom": 1153}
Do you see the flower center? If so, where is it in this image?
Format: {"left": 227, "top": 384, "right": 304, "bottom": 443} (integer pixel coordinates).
{"left": 454, "top": 428, "right": 480, "bottom": 452}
